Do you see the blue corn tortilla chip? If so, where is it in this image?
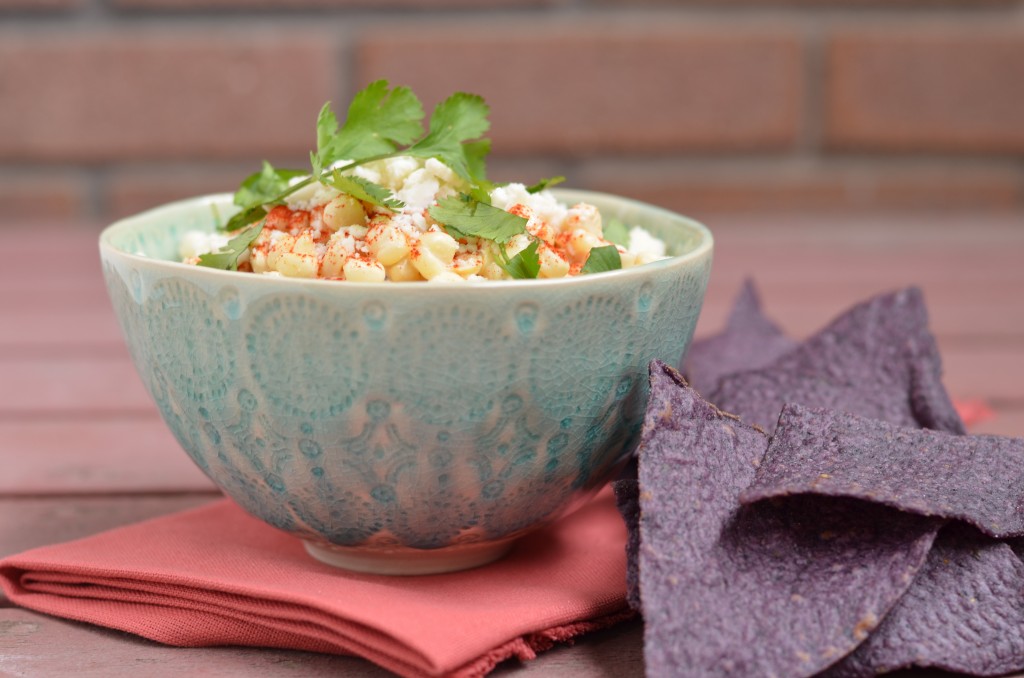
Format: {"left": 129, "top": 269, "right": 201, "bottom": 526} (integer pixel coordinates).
{"left": 630, "top": 287, "right": 1024, "bottom": 677}
{"left": 682, "top": 279, "right": 797, "bottom": 396}
{"left": 612, "top": 477, "right": 641, "bottom": 611}
{"left": 635, "top": 361, "right": 938, "bottom": 678}
{"left": 737, "top": 402, "right": 1024, "bottom": 675}
{"left": 707, "top": 287, "right": 965, "bottom": 435}
{"left": 741, "top": 403, "right": 1024, "bottom": 538}
{"left": 823, "top": 524, "right": 1024, "bottom": 677}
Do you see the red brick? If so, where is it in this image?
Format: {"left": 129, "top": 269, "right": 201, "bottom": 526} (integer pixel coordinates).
{"left": 104, "top": 164, "right": 259, "bottom": 219}
{"left": 113, "top": 0, "right": 552, "bottom": 7}
{"left": 0, "top": 32, "right": 337, "bottom": 162}
{"left": 577, "top": 162, "right": 1024, "bottom": 215}
{"left": 871, "top": 169, "right": 1024, "bottom": 210}
{"left": 357, "top": 23, "right": 804, "bottom": 154}
{"left": 827, "top": 28, "right": 1024, "bottom": 153}
{"left": 0, "top": 0, "right": 81, "bottom": 9}
{"left": 0, "top": 172, "right": 89, "bottom": 220}
{"left": 599, "top": 0, "right": 1014, "bottom": 4}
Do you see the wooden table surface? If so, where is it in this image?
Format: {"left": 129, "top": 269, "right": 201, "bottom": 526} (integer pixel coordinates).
{"left": 2, "top": 213, "right": 1022, "bottom": 677}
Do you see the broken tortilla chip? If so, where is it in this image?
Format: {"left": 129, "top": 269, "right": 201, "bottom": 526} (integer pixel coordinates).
{"left": 682, "top": 279, "right": 797, "bottom": 396}
{"left": 633, "top": 362, "right": 938, "bottom": 678}
{"left": 823, "top": 524, "right": 1024, "bottom": 677}
{"left": 741, "top": 403, "right": 1024, "bottom": 539}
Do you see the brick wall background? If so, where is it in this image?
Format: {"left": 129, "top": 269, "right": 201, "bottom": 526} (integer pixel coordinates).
{"left": 2, "top": 0, "right": 1023, "bottom": 223}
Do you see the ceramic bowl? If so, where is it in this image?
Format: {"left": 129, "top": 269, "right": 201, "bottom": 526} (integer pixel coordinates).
{"left": 99, "top": 189, "right": 713, "bottom": 575}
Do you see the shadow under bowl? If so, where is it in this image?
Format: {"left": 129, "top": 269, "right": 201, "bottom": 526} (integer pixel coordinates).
{"left": 99, "top": 189, "right": 713, "bottom": 575}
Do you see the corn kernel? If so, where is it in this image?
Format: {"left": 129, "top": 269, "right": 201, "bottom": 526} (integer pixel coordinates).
{"left": 293, "top": 234, "right": 317, "bottom": 256}
{"left": 265, "top": 234, "right": 294, "bottom": 270}
{"left": 428, "top": 271, "right": 466, "bottom": 283}
{"left": 320, "top": 242, "right": 348, "bottom": 278}
{"left": 565, "top": 203, "right": 603, "bottom": 237}
{"left": 538, "top": 245, "right": 570, "bottom": 278}
{"left": 343, "top": 258, "right": 386, "bottom": 282}
{"left": 618, "top": 247, "right": 638, "bottom": 269}
{"left": 566, "top": 228, "right": 601, "bottom": 265}
{"left": 387, "top": 257, "right": 424, "bottom": 282}
{"left": 277, "top": 252, "right": 318, "bottom": 278}
{"left": 323, "top": 194, "right": 367, "bottom": 231}
{"left": 452, "top": 250, "right": 484, "bottom": 277}
{"left": 504, "top": 233, "right": 532, "bottom": 257}
{"left": 368, "top": 224, "right": 410, "bottom": 266}
{"left": 250, "top": 249, "right": 269, "bottom": 274}
{"left": 411, "top": 231, "right": 458, "bottom": 280}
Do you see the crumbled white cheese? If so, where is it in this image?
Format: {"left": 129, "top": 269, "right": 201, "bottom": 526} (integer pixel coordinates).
{"left": 395, "top": 168, "right": 441, "bottom": 213}
{"left": 179, "top": 230, "right": 230, "bottom": 260}
{"left": 489, "top": 183, "right": 568, "bottom": 228}
{"left": 286, "top": 175, "right": 341, "bottom": 211}
{"left": 183, "top": 155, "right": 672, "bottom": 282}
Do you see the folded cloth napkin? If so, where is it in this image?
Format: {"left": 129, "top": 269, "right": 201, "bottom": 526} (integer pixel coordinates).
{"left": 0, "top": 488, "right": 630, "bottom": 678}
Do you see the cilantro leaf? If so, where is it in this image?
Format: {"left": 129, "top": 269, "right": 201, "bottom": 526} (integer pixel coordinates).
{"left": 234, "top": 161, "right": 305, "bottom": 208}
{"left": 222, "top": 83, "right": 507, "bottom": 248}
{"left": 196, "top": 223, "right": 263, "bottom": 271}
{"left": 498, "top": 239, "right": 541, "bottom": 279}
{"left": 428, "top": 194, "right": 527, "bottom": 244}
{"left": 408, "top": 92, "right": 490, "bottom": 182}
{"left": 463, "top": 139, "right": 494, "bottom": 202}
{"left": 222, "top": 204, "right": 268, "bottom": 233}
{"left": 311, "top": 102, "right": 338, "bottom": 175}
{"left": 581, "top": 245, "right": 622, "bottom": 274}
{"left": 526, "top": 176, "right": 565, "bottom": 194}
{"left": 319, "top": 81, "right": 425, "bottom": 166}
{"left": 603, "top": 217, "right": 630, "bottom": 248}
{"left": 327, "top": 172, "right": 404, "bottom": 210}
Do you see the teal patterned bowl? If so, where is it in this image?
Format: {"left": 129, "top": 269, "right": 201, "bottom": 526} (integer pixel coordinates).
{"left": 99, "top": 189, "right": 712, "bottom": 575}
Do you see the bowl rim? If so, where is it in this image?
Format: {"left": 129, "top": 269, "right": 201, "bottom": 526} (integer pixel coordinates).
{"left": 99, "top": 188, "right": 713, "bottom": 292}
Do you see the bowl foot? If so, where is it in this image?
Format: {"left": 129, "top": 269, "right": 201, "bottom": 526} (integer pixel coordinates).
{"left": 302, "top": 538, "right": 515, "bottom": 575}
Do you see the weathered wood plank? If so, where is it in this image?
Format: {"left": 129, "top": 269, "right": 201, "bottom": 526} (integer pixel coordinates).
{"left": 0, "top": 356, "right": 150, "bottom": 414}
{"left": 0, "top": 496, "right": 218, "bottom": 561}
{"left": 694, "top": 269, "right": 1024, "bottom": 340}
{"left": 0, "top": 419, "right": 215, "bottom": 495}
{"left": 11, "top": 273, "right": 1024, "bottom": 344}
{"left": 0, "top": 608, "right": 392, "bottom": 677}
{"left": 706, "top": 213, "right": 1024, "bottom": 247}
{"left": 0, "top": 607, "right": 641, "bottom": 677}
{"left": 7, "top": 340, "right": 1018, "bottom": 416}
{"left": 5, "top": 216, "right": 1024, "bottom": 351}
{"left": 969, "top": 407, "right": 1024, "bottom": 439}
{"left": 0, "top": 495, "right": 642, "bottom": 677}
{"left": 10, "top": 284, "right": 1024, "bottom": 352}
{"left": 1, "top": 306, "right": 125, "bottom": 349}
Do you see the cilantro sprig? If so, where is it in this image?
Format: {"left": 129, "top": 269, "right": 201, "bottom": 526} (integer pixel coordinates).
{"left": 497, "top": 239, "right": 541, "bottom": 279}
{"left": 196, "top": 223, "right": 263, "bottom": 270}
{"left": 199, "top": 80, "right": 619, "bottom": 279}
{"left": 427, "top": 194, "right": 527, "bottom": 244}
{"left": 602, "top": 217, "right": 630, "bottom": 248}
{"left": 326, "top": 173, "right": 405, "bottom": 211}
{"left": 201, "top": 80, "right": 496, "bottom": 269}
{"left": 310, "top": 81, "right": 424, "bottom": 175}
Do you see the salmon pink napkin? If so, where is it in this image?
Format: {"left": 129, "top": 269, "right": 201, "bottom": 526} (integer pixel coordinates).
{"left": 0, "top": 488, "right": 630, "bottom": 678}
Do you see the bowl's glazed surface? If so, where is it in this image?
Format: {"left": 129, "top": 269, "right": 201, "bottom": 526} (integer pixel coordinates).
{"left": 99, "top": 189, "right": 713, "bottom": 574}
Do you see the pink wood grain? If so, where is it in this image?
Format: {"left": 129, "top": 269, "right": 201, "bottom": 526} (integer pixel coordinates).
{"left": 0, "top": 496, "right": 218, "bottom": 561}
{"left": 0, "top": 419, "right": 215, "bottom": 495}
{"left": 970, "top": 408, "right": 1024, "bottom": 438}
{"left": 5, "top": 217, "right": 1024, "bottom": 349}
{"left": 0, "top": 355, "right": 151, "bottom": 414}
{"left": 0, "top": 215, "right": 1021, "bottom": 677}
